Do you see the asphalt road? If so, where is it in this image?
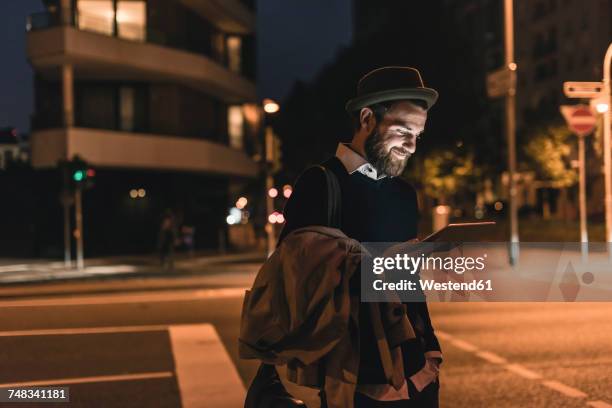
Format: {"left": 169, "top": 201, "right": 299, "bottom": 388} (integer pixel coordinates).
{"left": 0, "top": 261, "right": 611, "bottom": 407}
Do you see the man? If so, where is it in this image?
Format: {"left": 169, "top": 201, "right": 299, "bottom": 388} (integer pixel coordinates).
{"left": 246, "top": 67, "right": 442, "bottom": 407}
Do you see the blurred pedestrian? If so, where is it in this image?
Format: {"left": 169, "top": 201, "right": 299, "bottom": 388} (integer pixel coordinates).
{"left": 181, "top": 225, "right": 196, "bottom": 256}
{"left": 158, "top": 209, "right": 177, "bottom": 272}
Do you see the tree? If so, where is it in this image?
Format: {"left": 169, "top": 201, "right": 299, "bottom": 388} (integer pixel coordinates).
{"left": 523, "top": 125, "right": 577, "bottom": 189}
{"left": 420, "top": 149, "right": 482, "bottom": 206}
{"left": 523, "top": 124, "right": 577, "bottom": 220}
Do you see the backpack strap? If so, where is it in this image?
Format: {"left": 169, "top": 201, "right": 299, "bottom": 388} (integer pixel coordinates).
{"left": 314, "top": 165, "right": 342, "bottom": 229}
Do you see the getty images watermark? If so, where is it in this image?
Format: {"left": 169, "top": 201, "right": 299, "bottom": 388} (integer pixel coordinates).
{"left": 360, "top": 242, "right": 612, "bottom": 302}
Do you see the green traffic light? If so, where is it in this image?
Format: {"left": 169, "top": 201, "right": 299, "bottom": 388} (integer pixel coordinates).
{"left": 73, "top": 170, "right": 85, "bottom": 182}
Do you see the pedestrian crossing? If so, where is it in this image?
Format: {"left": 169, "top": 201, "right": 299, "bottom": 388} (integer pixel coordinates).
{"left": 0, "top": 323, "right": 244, "bottom": 407}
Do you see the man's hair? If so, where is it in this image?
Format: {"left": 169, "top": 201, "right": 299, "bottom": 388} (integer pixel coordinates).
{"left": 349, "top": 99, "right": 428, "bottom": 132}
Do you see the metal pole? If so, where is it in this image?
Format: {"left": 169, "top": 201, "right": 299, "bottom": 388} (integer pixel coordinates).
{"left": 75, "top": 188, "right": 84, "bottom": 271}
{"left": 265, "top": 126, "right": 276, "bottom": 256}
{"left": 504, "top": 0, "right": 519, "bottom": 264}
{"left": 578, "top": 135, "right": 588, "bottom": 263}
{"left": 602, "top": 43, "right": 612, "bottom": 245}
{"left": 64, "top": 198, "right": 72, "bottom": 268}
{"left": 61, "top": 164, "right": 72, "bottom": 268}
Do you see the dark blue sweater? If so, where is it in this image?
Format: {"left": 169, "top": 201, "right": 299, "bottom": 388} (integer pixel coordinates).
{"left": 279, "top": 156, "right": 441, "bottom": 382}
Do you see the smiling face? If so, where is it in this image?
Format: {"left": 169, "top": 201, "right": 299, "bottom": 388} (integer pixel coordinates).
{"left": 363, "top": 100, "right": 428, "bottom": 177}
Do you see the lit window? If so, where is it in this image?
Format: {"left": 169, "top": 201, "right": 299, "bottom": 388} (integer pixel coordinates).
{"left": 77, "top": 0, "right": 114, "bottom": 35}
{"left": 226, "top": 36, "right": 242, "bottom": 73}
{"left": 76, "top": 0, "right": 146, "bottom": 41}
{"left": 117, "top": 0, "right": 146, "bottom": 41}
{"left": 228, "top": 106, "right": 244, "bottom": 149}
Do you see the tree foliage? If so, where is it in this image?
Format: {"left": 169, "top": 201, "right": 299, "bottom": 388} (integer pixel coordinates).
{"left": 523, "top": 125, "right": 577, "bottom": 188}
{"left": 421, "top": 150, "right": 482, "bottom": 204}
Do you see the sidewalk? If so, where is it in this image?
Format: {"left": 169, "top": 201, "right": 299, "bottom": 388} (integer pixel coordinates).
{"left": 0, "top": 250, "right": 265, "bottom": 298}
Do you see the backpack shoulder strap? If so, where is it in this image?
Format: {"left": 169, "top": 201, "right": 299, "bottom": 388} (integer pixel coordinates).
{"left": 313, "top": 164, "right": 342, "bottom": 229}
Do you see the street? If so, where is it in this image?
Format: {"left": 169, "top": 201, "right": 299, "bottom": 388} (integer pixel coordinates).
{"left": 1, "top": 260, "right": 611, "bottom": 407}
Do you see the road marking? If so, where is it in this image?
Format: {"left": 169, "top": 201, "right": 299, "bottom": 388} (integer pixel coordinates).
{"left": 440, "top": 330, "right": 612, "bottom": 407}
{"left": 475, "top": 351, "right": 507, "bottom": 364}
{"left": 0, "top": 372, "right": 173, "bottom": 388}
{"left": 0, "top": 324, "right": 170, "bottom": 337}
{"left": 541, "top": 380, "right": 587, "bottom": 398}
{"left": 504, "top": 363, "right": 542, "bottom": 380}
{"left": 0, "top": 287, "right": 247, "bottom": 307}
{"left": 169, "top": 324, "right": 245, "bottom": 408}
{"left": 588, "top": 401, "right": 612, "bottom": 408}
{"left": 434, "top": 330, "right": 453, "bottom": 341}
{"left": 0, "top": 264, "right": 30, "bottom": 273}
{"left": 450, "top": 338, "right": 478, "bottom": 352}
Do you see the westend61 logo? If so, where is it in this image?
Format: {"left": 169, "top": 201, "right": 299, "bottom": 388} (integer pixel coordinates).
{"left": 372, "top": 253, "right": 488, "bottom": 275}
{"left": 363, "top": 242, "right": 612, "bottom": 302}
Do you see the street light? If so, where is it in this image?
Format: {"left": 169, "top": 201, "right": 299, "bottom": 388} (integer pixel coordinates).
{"left": 268, "top": 187, "right": 278, "bottom": 198}
{"left": 236, "top": 196, "right": 248, "bottom": 209}
{"left": 595, "top": 102, "right": 609, "bottom": 114}
{"left": 504, "top": 0, "right": 519, "bottom": 265}
{"left": 262, "top": 98, "right": 280, "bottom": 256}
{"left": 263, "top": 98, "right": 280, "bottom": 114}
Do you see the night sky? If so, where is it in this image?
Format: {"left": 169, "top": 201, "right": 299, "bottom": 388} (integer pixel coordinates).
{"left": 256, "top": 0, "right": 353, "bottom": 101}
{"left": 0, "top": 0, "right": 42, "bottom": 135}
{"left": 0, "top": 0, "right": 353, "bottom": 134}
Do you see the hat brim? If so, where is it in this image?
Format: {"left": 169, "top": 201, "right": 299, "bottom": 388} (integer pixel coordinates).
{"left": 345, "top": 87, "right": 439, "bottom": 112}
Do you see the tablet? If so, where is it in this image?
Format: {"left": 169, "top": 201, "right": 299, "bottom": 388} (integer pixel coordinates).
{"left": 422, "top": 221, "right": 496, "bottom": 242}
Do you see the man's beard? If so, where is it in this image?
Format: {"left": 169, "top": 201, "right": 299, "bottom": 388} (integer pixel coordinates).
{"left": 364, "top": 128, "right": 411, "bottom": 177}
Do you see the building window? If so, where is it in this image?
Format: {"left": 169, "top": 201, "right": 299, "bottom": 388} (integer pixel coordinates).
{"left": 227, "top": 36, "right": 242, "bottom": 73}
{"left": 117, "top": 0, "right": 146, "bottom": 41}
{"left": 212, "top": 33, "right": 226, "bottom": 64}
{"left": 228, "top": 106, "right": 244, "bottom": 149}
{"left": 119, "top": 86, "right": 135, "bottom": 131}
{"left": 76, "top": 0, "right": 146, "bottom": 41}
{"left": 77, "top": 0, "right": 114, "bottom": 36}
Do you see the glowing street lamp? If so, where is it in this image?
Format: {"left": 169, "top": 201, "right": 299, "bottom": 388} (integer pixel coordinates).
{"left": 263, "top": 98, "right": 280, "bottom": 114}
{"left": 268, "top": 187, "right": 278, "bottom": 198}
{"left": 283, "top": 185, "right": 292, "bottom": 198}
{"left": 236, "top": 196, "right": 248, "bottom": 209}
{"left": 262, "top": 98, "right": 281, "bottom": 256}
{"left": 596, "top": 103, "right": 609, "bottom": 113}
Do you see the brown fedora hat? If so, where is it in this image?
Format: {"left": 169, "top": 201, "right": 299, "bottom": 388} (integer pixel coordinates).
{"left": 345, "top": 66, "right": 438, "bottom": 112}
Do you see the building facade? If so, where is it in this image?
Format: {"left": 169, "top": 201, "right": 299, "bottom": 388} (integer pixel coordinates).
{"left": 447, "top": 0, "right": 611, "bottom": 129}
{"left": 21, "top": 0, "right": 260, "bottom": 257}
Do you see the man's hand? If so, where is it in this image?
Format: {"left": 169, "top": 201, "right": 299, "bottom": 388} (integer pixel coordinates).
{"left": 409, "top": 357, "right": 441, "bottom": 393}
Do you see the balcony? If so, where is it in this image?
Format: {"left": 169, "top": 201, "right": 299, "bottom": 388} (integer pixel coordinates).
{"left": 30, "top": 127, "right": 259, "bottom": 178}
{"left": 26, "top": 25, "right": 255, "bottom": 103}
{"left": 179, "top": 0, "right": 255, "bottom": 34}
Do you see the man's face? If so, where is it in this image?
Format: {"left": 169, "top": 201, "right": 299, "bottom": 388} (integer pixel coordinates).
{"left": 364, "top": 100, "right": 428, "bottom": 177}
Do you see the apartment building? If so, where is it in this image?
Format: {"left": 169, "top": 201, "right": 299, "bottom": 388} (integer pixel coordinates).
{"left": 23, "top": 0, "right": 260, "bottom": 256}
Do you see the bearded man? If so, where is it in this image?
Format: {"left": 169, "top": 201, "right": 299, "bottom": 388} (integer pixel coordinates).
{"left": 246, "top": 67, "right": 442, "bottom": 408}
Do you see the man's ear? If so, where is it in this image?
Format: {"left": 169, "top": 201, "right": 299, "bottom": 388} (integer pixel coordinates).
{"left": 359, "top": 108, "right": 375, "bottom": 133}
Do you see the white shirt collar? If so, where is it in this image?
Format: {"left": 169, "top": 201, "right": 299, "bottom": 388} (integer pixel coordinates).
{"left": 335, "top": 143, "right": 387, "bottom": 180}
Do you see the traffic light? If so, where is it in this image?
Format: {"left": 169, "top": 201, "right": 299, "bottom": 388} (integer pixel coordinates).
{"left": 73, "top": 169, "right": 85, "bottom": 182}
{"left": 69, "top": 156, "right": 95, "bottom": 190}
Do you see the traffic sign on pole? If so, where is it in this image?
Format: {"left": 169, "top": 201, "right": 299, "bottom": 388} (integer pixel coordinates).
{"left": 560, "top": 105, "right": 597, "bottom": 137}
{"left": 563, "top": 81, "right": 604, "bottom": 99}
{"left": 487, "top": 67, "right": 515, "bottom": 98}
